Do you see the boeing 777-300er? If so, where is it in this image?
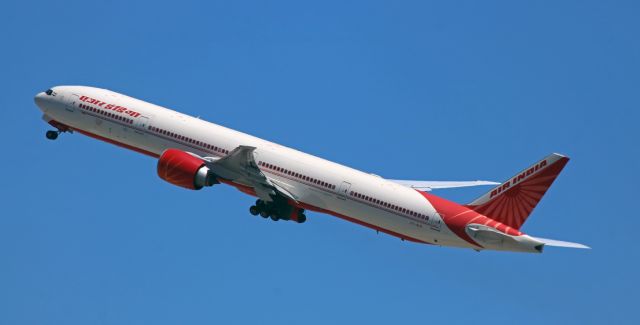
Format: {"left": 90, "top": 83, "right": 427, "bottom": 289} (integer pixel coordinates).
{"left": 34, "top": 86, "right": 588, "bottom": 253}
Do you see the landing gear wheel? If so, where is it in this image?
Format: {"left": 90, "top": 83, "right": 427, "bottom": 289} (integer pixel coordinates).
{"left": 46, "top": 130, "right": 59, "bottom": 140}
{"left": 249, "top": 206, "right": 259, "bottom": 216}
{"left": 270, "top": 215, "right": 280, "bottom": 221}
{"left": 259, "top": 210, "right": 270, "bottom": 218}
{"left": 297, "top": 213, "right": 307, "bottom": 224}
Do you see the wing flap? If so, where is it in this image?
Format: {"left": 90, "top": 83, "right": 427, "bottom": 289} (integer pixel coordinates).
{"left": 200, "top": 145, "right": 297, "bottom": 203}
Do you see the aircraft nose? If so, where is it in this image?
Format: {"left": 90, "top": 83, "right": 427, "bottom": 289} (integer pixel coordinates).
{"left": 34, "top": 92, "right": 48, "bottom": 111}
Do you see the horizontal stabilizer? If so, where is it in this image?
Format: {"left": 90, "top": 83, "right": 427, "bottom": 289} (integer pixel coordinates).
{"left": 533, "top": 237, "right": 590, "bottom": 249}
{"left": 389, "top": 180, "right": 499, "bottom": 191}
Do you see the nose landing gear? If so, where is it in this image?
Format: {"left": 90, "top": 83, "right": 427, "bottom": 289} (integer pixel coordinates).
{"left": 45, "top": 124, "right": 73, "bottom": 140}
{"left": 45, "top": 130, "right": 59, "bottom": 140}
{"left": 45, "top": 126, "right": 72, "bottom": 140}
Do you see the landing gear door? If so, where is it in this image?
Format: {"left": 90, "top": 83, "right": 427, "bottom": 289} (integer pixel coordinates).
{"left": 337, "top": 181, "right": 351, "bottom": 200}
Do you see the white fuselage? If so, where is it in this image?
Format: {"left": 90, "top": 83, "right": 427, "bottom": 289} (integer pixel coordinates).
{"left": 35, "top": 86, "right": 474, "bottom": 249}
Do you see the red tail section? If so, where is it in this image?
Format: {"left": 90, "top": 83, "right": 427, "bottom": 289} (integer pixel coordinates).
{"left": 464, "top": 153, "right": 569, "bottom": 230}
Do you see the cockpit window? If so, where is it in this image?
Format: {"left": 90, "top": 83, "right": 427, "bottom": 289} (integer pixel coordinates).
{"left": 45, "top": 89, "right": 53, "bottom": 96}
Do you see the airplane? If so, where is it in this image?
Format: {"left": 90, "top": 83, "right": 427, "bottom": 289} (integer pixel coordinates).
{"left": 34, "top": 86, "right": 589, "bottom": 253}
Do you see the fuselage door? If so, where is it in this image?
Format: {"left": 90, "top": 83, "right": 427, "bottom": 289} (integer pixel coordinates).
{"left": 134, "top": 116, "right": 150, "bottom": 134}
{"left": 337, "top": 181, "right": 351, "bottom": 200}
{"left": 65, "top": 94, "right": 78, "bottom": 112}
{"left": 429, "top": 213, "right": 443, "bottom": 231}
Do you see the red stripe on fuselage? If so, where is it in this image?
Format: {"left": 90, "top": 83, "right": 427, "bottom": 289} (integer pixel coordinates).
{"left": 298, "top": 202, "right": 430, "bottom": 244}
{"left": 219, "top": 179, "right": 428, "bottom": 244}
{"left": 49, "top": 120, "right": 159, "bottom": 158}
{"left": 49, "top": 120, "right": 427, "bottom": 244}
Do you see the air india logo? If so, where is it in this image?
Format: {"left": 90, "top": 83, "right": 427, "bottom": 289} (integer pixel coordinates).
{"left": 489, "top": 159, "right": 548, "bottom": 198}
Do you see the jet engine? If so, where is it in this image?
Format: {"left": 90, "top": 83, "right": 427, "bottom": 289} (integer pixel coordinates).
{"left": 157, "top": 149, "right": 217, "bottom": 190}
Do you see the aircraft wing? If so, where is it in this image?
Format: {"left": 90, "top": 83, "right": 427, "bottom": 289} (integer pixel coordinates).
{"left": 199, "top": 145, "right": 297, "bottom": 203}
{"left": 388, "top": 179, "right": 499, "bottom": 191}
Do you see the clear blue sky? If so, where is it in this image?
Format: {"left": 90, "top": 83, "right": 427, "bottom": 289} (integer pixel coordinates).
{"left": 1, "top": 1, "right": 638, "bottom": 324}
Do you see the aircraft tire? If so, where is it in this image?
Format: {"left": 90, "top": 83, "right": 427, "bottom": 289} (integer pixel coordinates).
{"left": 46, "top": 130, "right": 58, "bottom": 140}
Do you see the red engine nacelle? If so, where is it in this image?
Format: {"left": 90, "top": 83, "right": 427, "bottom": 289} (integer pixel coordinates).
{"left": 157, "top": 149, "right": 216, "bottom": 190}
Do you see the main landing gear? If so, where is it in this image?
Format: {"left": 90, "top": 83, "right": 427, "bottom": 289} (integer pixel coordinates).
{"left": 249, "top": 199, "right": 307, "bottom": 223}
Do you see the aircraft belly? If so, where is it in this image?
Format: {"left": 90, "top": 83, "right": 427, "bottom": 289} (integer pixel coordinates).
{"left": 290, "top": 183, "right": 434, "bottom": 243}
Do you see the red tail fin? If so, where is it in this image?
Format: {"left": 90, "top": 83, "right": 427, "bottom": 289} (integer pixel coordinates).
{"left": 464, "top": 153, "right": 569, "bottom": 230}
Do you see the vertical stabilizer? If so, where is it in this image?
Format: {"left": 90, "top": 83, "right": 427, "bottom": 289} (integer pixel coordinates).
{"left": 465, "top": 153, "right": 569, "bottom": 230}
